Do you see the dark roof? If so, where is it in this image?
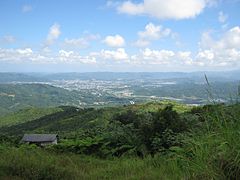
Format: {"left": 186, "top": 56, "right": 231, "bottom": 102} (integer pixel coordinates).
{"left": 21, "top": 134, "right": 58, "bottom": 143}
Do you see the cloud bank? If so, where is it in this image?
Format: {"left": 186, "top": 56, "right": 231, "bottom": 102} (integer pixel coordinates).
{"left": 117, "top": 0, "right": 215, "bottom": 20}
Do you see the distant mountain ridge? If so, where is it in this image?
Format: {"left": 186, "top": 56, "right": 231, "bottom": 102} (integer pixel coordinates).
{"left": 0, "top": 73, "right": 46, "bottom": 83}
{"left": 1, "top": 71, "right": 240, "bottom": 82}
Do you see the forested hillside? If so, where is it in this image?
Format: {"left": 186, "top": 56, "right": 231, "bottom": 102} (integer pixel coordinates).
{"left": 0, "top": 84, "right": 81, "bottom": 116}
{"left": 0, "top": 107, "right": 62, "bottom": 128}
{"left": 0, "top": 101, "right": 240, "bottom": 179}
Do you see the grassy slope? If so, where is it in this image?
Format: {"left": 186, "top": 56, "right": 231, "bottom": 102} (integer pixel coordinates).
{"left": 0, "top": 145, "right": 184, "bottom": 180}
{"left": 0, "top": 101, "right": 189, "bottom": 136}
{"left": 181, "top": 104, "right": 240, "bottom": 179}
{"left": 0, "top": 107, "right": 62, "bottom": 128}
{"left": 0, "top": 102, "right": 240, "bottom": 179}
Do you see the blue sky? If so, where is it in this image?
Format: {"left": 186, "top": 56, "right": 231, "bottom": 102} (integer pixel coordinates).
{"left": 0, "top": 0, "right": 240, "bottom": 72}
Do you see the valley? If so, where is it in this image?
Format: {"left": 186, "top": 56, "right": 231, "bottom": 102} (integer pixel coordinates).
{"left": 0, "top": 72, "right": 239, "bottom": 117}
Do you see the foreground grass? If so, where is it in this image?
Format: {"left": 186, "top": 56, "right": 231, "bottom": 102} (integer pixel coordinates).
{"left": 1, "top": 123, "right": 239, "bottom": 180}
{"left": 180, "top": 104, "right": 240, "bottom": 179}
{"left": 0, "top": 145, "right": 184, "bottom": 180}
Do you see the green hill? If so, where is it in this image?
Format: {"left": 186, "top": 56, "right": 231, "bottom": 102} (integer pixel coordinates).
{"left": 0, "top": 107, "right": 62, "bottom": 128}
{"left": 0, "top": 101, "right": 240, "bottom": 179}
{"left": 0, "top": 83, "right": 81, "bottom": 116}
{"left": 0, "top": 73, "right": 45, "bottom": 83}
{"left": 0, "top": 101, "right": 190, "bottom": 136}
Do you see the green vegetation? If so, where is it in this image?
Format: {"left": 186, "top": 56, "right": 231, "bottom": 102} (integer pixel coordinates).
{"left": 0, "top": 144, "right": 186, "bottom": 180}
{"left": 0, "top": 107, "right": 62, "bottom": 127}
{"left": 0, "top": 83, "right": 140, "bottom": 116}
{"left": 0, "top": 72, "right": 44, "bottom": 83}
{"left": 132, "top": 81, "right": 239, "bottom": 103}
{"left": 0, "top": 101, "right": 240, "bottom": 179}
{"left": 0, "top": 83, "right": 81, "bottom": 116}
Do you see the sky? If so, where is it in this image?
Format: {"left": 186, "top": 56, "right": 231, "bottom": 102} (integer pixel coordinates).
{"left": 0, "top": 0, "right": 240, "bottom": 72}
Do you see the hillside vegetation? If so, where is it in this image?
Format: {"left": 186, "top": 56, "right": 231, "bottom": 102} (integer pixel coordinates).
{"left": 0, "top": 107, "right": 62, "bottom": 128}
{"left": 0, "top": 101, "right": 240, "bottom": 179}
{"left": 0, "top": 84, "right": 81, "bottom": 116}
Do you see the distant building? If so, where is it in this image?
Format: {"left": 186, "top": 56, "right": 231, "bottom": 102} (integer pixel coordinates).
{"left": 21, "top": 134, "right": 58, "bottom": 146}
{"left": 130, "top": 101, "right": 135, "bottom": 105}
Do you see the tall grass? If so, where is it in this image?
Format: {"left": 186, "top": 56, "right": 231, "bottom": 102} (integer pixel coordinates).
{"left": 0, "top": 144, "right": 185, "bottom": 180}
{"left": 179, "top": 103, "right": 240, "bottom": 179}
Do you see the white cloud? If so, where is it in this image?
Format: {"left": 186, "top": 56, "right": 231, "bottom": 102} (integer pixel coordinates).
{"left": 103, "top": 35, "right": 125, "bottom": 47}
{"left": 118, "top": 1, "right": 144, "bottom": 15}
{"left": 64, "top": 38, "right": 89, "bottom": 48}
{"left": 46, "top": 23, "right": 61, "bottom": 45}
{"left": 117, "top": 0, "right": 210, "bottom": 20}
{"left": 64, "top": 34, "right": 100, "bottom": 49}
{"left": 22, "top": 5, "right": 32, "bottom": 13}
{"left": 200, "top": 26, "right": 240, "bottom": 50}
{"left": 196, "top": 26, "right": 240, "bottom": 67}
{"left": 0, "top": 48, "right": 45, "bottom": 63}
{"left": 1, "top": 26, "right": 240, "bottom": 70}
{"left": 197, "top": 50, "right": 214, "bottom": 60}
{"left": 17, "top": 48, "right": 33, "bottom": 55}
{"left": 59, "top": 50, "right": 74, "bottom": 57}
{"left": 59, "top": 50, "right": 97, "bottom": 64}
{"left": 134, "top": 23, "right": 172, "bottom": 47}
{"left": 129, "top": 48, "right": 194, "bottom": 66}
{"left": 224, "top": 26, "right": 240, "bottom": 48}
{"left": 90, "top": 48, "right": 193, "bottom": 66}
{"left": 218, "top": 11, "right": 228, "bottom": 23}
{"left": 138, "top": 23, "right": 171, "bottom": 40}
{"left": 177, "top": 51, "right": 193, "bottom": 65}
{"left": 92, "top": 48, "right": 129, "bottom": 61}
{"left": 118, "top": 26, "right": 240, "bottom": 67}
{"left": 140, "top": 48, "right": 175, "bottom": 64}
{"left": 0, "top": 48, "right": 96, "bottom": 64}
